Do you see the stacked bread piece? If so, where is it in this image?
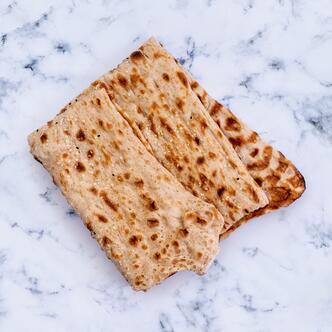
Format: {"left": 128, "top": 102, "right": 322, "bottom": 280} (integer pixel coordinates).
{"left": 28, "top": 38, "right": 305, "bottom": 291}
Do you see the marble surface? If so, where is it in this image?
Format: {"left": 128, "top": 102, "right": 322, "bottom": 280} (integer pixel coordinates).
{"left": 1, "top": 0, "right": 331, "bottom": 331}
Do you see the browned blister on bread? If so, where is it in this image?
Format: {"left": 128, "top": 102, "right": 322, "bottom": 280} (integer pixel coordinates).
{"left": 28, "top": 86, "right": 223, "bottom": 291}
{"left": 97, "top": 38, "right": 268, "bottom": 232}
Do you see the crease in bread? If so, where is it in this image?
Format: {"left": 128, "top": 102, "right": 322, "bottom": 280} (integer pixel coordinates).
{"left": 96, "top": 39, "right": 269, "bottom": 232}
{"left": 28, "top": 86, "right": 224, "bottom": 291}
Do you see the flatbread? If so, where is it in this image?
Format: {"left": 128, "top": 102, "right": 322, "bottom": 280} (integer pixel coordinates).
{"left": 96, "top": 41, "right": 268, "bottom": 232}
{"left": 28, "top": 86, "right": 224, "bottom": 291}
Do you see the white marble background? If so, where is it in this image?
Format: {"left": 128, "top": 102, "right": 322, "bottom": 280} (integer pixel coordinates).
{"left": 1, "top": 0, "right": 332, "bottom": 331}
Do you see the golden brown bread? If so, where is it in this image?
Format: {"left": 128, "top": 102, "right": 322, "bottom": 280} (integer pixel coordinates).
{"left": 96, "top": 39, "right": 268, "bottom": 232}
{"left": 28, "top": 86, "right": 224, "bottom": 291}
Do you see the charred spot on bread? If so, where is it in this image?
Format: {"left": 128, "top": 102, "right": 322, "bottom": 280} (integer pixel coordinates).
{"left": 75, "top": 161, "right": 86, "bottom": 172}
{"left": 40, "top": 134, "right": 48, "bottom": 143}
{"left": 76, "top": 129, "right": 85, "bottom": 141}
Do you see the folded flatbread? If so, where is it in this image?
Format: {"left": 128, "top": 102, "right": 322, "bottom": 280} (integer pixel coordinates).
{"left": 122, "top": 38, "right": 304, "bottom": 237}
{"left": 96, "top": 40, "right": 268, "bottom": 232}
{"left": 28, "top": 86, "right": 224, "bottom": 291}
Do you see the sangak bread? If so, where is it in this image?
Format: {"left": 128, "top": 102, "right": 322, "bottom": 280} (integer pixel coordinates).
{"left": 96, "top": 41, "right": 269, "bottom": 232}
{"left": 28, "top": 86, "right": 224, "bottom": 291}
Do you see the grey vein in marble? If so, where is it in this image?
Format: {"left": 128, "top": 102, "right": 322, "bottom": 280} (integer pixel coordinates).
{"left": 0, "top": 0, "right": 331, "bottom": 331}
